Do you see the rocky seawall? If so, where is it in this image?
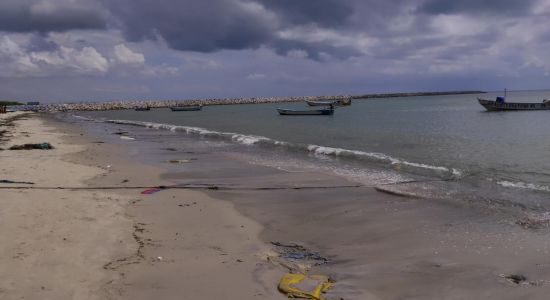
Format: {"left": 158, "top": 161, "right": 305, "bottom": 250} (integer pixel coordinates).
{"left": 12, "top": 91, "right": 485, "bottom": 112}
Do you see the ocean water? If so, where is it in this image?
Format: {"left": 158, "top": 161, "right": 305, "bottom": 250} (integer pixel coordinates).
{"left": 74, "top": 90, "right": 550, "bottom": 212}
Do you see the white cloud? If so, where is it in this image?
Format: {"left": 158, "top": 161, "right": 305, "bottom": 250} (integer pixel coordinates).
{"left": 430, "top": 15, "right": 488, "bottom": 37}
{"left": 277, "top": 26, "right": 377, "bottom": 55}
{"left": 0, "top": 36, "right": 109, "bottom": 77}
{"left": 113, "top": 44, "right": 145, "bottom": 65}
{"left": 31, "top": 46, "right": 109, "bottom": 73}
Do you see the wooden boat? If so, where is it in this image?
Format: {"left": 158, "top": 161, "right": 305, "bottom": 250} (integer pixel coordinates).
{"left": 478, "top": 98, "right": 550, "bottom": 111}
{"left": 306, "top": 100, "right": 339, "bottom": 106}
{"left": 134, "top": 106, "right": 150, "bottom": 111}
{"left": 170, "top": 105, "right": 202, "bottom": 111}
{"left": 306, "top": 97, "right": 352, "bottom": 107}
{"left": 277, "top": 108, "right": 334, "bottom": 115}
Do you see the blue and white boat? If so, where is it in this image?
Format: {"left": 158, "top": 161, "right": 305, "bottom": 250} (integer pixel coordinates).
{"left": 170, "top": 105, "right": 202, "bottom": 111}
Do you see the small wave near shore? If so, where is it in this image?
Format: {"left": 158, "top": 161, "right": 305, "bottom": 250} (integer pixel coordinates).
{"left": 106, "top": 119, "right": 462, "bottom": 180}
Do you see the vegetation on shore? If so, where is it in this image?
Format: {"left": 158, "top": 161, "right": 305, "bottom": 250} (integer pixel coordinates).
{"left": 0, "top": 101, "right": 24, "bottom": 106}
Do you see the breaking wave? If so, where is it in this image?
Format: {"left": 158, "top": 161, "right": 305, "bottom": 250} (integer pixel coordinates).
{"left": 106, "top": 119, "right": 463, "bottom": 180}
{"left": 497, "top": 180, "right": 550, "bottom": 192}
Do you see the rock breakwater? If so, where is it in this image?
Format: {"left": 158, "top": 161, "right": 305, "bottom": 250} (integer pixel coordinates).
{"left": 11, "top": 91, "right": 485, "bottom": 112}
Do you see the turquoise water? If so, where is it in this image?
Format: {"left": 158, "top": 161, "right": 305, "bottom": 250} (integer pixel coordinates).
{"left": 77, "top": 90, "right": 550, "bottom": 208}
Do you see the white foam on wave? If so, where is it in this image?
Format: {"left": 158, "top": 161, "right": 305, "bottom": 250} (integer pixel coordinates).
{"left": 106, "top": 119, "right": 462, "bottom": 178}
{"left": 497, "top": 180, "right": 550, "bottom": 192}
{"left": 71, "top": 115, "right": 95, "bottom": 121}
{"left": 306, "top": 144, "right": 462, "bottom": 178}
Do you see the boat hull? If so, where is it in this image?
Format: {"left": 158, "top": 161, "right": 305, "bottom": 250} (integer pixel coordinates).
{"left": 306, "top": 98, "right": 351, "bottom": 106}
{"left": 478, "top": 98, "right": 550, "bottom": 111}
{"left": 170, "top": 105, "right": 202, "bottom": 111}
{"left": 277, "top": 108, "right": 334, "bottom": 115}
{"left": 134, "top": 107, "right": 150, "bottom": 111}
{"left": 306, "top": 100, "right": 339, "bottom": 106}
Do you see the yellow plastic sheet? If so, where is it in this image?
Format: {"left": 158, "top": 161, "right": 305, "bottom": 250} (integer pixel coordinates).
{"left": 278, "top": 273, "right": 332, "bottom": 300}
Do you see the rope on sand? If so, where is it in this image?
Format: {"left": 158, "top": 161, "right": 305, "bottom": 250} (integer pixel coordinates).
{"left": 0, "top": 184, "right": 365, "bottom": 191}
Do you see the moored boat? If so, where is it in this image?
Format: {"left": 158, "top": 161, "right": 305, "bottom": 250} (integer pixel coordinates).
{"left": 134, "top": 106, "right": 150, "bottom": 111}
{"left": 170, "top": 105, "right": 202, "bottom": 111}
{"left": 306, "top": 97, "right": 352, "bottom": 106}
{"left": 478, "top": 98, "right": 550, "bottom": 111}
{"left": 277, "top": 108, "right": 334, "bottom": 115}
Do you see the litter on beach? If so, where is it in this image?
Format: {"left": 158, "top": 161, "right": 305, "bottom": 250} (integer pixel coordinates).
{"left": 120, "top": 136, "right": 135, "bottom": 140}
{"left": 168, "top": 159, "right": 197, "bottom": 164}
{"left": 141, "top": 187, "right": 165, "bottom": 195}
{"left": 278, "top": 273, "right": 332, "bottom": 300}
{"left": 8, "top": 143, "right": 54, "bottom": 150}
{"left": 0, "top": 179, "right": 34, "bottom": 185}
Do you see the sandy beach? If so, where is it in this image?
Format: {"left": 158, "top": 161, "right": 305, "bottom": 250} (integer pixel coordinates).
{"left": 0, "top": 112, "right": 285, "bottom": 299}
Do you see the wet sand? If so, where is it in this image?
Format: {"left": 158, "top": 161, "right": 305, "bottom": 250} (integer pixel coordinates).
{"left": 164, "top": 151, "right": 550, "bottom": 299}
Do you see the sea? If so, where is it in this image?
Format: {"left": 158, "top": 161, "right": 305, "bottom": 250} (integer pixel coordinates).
{"left": 68, "top": 90, "right": 550, "bottom": 215}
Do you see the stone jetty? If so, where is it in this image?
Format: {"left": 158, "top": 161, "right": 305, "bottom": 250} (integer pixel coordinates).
{"left": 10, "top": 91, "right": 485, "bottom": 112}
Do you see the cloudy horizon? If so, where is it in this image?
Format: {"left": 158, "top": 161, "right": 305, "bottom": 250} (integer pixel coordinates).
{"left": 1, "top": 0, "right": 550, "bottom": 102}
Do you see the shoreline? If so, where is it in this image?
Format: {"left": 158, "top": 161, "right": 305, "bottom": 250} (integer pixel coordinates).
{"left": 9, "top": 90, "right": 485, "bottom": 112}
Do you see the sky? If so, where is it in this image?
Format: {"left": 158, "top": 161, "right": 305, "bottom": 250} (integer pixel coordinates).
{"left": 1, "top": 0, "right": 550, "bottom": 102}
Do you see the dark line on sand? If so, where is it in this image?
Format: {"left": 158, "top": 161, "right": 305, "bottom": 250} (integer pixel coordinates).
{"left": 0, "top": 184, "right": 364, "bottom": 191}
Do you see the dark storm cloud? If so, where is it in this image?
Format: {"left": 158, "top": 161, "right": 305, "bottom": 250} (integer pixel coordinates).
{"left": 104, "top": 0, "right": 276, "bottom": 53}
{"left": 272, "top": 39, "right": 361, "bottom": 61}
{"left": 257, "top": 0, "right": 354, "bottom": 27}
{"left": 102, "top": 0, "right": 361, "bottom": 58}
{"left": 0, "top": 0, "right": 107, "bottom": 33}
{"left": 419, "top": 0, "right": 538, "bottom": 15}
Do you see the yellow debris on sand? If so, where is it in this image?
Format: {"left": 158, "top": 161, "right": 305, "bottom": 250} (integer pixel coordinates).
{"left": 278, "top": 273, "right": 332, "bottom": 300}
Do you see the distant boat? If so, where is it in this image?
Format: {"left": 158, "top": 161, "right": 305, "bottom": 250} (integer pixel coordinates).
{"left": 277, "top": 108, "right": 334, "bottom": 115}
{"left": 306, "top": 97, "right": 352, "bottom": 107}
{"left": 478, "top": 97, "right": 550, "bottom": 111}
{"left": 134, "top": 106, "right": 150, "bottom": 111}
{"left": 170, "top": 105, "right": 202, "bottom": 111}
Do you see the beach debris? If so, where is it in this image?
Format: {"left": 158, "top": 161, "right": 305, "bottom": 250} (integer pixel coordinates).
{"left": 120, "top": 136, "right": 135, "bottom": 140}
{"left": 113, "top": 131, "right": 129, "bottom": 135}
{"left": 9, "top": 142, "right": 53, "bottom": 150}
{"left": 163, "top": 147, "right": 178, "bottom": 151}
{"left": 168, "top": 159, "right": 197, "bottom": 164}
{"left": 278, "top": 273, "right": 332, "bottom": 300}
{"left": 141, "top": 187, "right": 166, "bottom": 195}
{"left": 516, "top": 213, "right": 550, "bottom": 230}
{"left": 121, "top": 179, "right": 129, "bottom": 183}
{"left": 499, "top": 274, "right": 542, "bottom": 286}
{"left": 502, "top": 274, "right": 527, "bottom": 284}
{"left": 0, "top": 179, "right": 34, "bottom": 185}
{"left": 271, "top": 242, "right": 329, "bottom": 265}
{"left": 374, "top": 185, "right": 422, "bottom": 198}
{"left": 169, "top": 159, "right": 190, "bottom": 164}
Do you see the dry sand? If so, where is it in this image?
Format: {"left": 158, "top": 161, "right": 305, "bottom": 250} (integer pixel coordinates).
{"left": 0, "top": 113, "right": 286, "bottom": 299}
